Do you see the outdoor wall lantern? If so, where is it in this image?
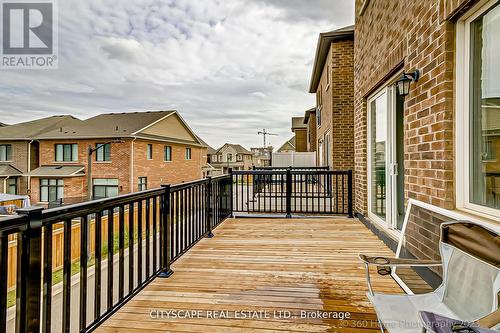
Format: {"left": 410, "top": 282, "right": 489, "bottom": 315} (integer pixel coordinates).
{"left": 395, "top": 70, "right": 419, "bottom": 97}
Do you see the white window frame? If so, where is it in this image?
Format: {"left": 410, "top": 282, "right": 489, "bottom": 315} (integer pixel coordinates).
{"left": 456, "top": 0, "right": 500, "bottom": 220}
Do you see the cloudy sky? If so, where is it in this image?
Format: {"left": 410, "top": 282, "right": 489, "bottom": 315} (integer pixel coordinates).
{"left": 0, "top": 0, "right": 354, "bottom": 149}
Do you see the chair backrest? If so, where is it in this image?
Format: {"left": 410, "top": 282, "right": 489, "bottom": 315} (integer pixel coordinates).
{"left": 439, "top": 221, "right": 500, "bottom": 321}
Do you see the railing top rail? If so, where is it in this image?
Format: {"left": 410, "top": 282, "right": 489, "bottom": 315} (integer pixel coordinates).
{"left": 0, "top": 213, "right": 29, "bottom": 235}
{"left": 210, "top": 174, "right": 232, "bottom": 181}
{"left": 291, "top": 170, "right": 352, "bottom": 175}
{"left": 170, "top": 178, "right": 209, "bottom": 191}
{"left": 232, "top": 170, "right": 287, "bottom": 175}
{"left": 42, "top": 187, "right": 165, "bottom": 224}
{"left": 254, "top": 166, "right": 329, "bottom": 170}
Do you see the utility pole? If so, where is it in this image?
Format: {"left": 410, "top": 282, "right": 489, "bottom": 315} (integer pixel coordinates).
{"left": 257, "top": 129, "right": 278, "bottom": 148}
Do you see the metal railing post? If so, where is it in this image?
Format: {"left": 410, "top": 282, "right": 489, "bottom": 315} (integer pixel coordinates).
{"left": 347, "top": 170, "right": 354, "bottom": 218}
{"left": 228, "top": 168, "right": 234, "bottom": 218}
{"left": 286, "top": 167, "right": 292, "bottom": 218}
{"left": 159, "top": 184, "right": 173, "bottom": 277}
{"left": 206, "top": 177, "right": 214, "bottom": 238}
{"left": 16, "top": 206, "right": 44, "bottom": 333}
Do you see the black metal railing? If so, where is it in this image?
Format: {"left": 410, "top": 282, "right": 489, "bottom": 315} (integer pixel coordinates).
{"left": 0, "top": 168, "right": 351, "bottom": 333}
{"left": 0, "top": 175, "right": 231, "bottom": 333}
{"left": 253, "top": 166, "right": 329, "bottom": 171}
{"left": 232, "top": 168, "right": 353, "bottom": 217}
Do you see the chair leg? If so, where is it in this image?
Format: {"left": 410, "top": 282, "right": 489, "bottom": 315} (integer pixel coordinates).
{"left": 378, "top": 319, "right": 385, "bottom": 333}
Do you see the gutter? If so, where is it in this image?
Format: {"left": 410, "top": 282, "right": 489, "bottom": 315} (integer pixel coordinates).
{"left": 130, "top": 137, "right": 136, "bottom": 193}
{"left": 27, "top": 140, "right": 33, "bottom": 193}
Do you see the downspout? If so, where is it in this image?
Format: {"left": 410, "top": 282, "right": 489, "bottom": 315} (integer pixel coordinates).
{"left": 27, "top": 140, "right": 33, "bottom": 194}
{"left": 130, "top": 138, "right": 136, "bottom": 193}
{"left": 3, "top": 176, "right": 9, "bottom": 193}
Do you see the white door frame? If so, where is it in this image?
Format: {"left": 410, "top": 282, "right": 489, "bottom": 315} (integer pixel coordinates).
{"left": 367, "top": 72, "right": 404, "bottom": 230}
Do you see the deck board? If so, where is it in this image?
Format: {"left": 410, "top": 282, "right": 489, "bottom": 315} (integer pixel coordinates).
{"left": 97, "top": 217, "right": 404, "bottom": 332}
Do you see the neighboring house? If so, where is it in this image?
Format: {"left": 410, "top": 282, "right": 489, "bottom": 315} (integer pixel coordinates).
{"left": 0, "top": 115, "right": 80, "bottom": 196}
{"left": 28, "top": 111, "right": 206, "bottom": 205}
{"left": 352, "top": 0, "right": 500, "bottom": 253}
{"left": 251, "top": 147, "right": 273, "bottom": 167}
{"left": 210, "top": 143, "right": 253, "bottom": 173}
{"left": 303, "top": 108, "right": 317, "bottom": 153}
{"left": 201, "top": 143, "right": 222, "bottom": 177}
{"left": 291, "top": 117, "right": 307, "bottom": 152}
{"left": 309, "top": 25, "right": 354, "bottom": 169}
{"left": 277, "top": 137, "right": 296, "bottom": 153}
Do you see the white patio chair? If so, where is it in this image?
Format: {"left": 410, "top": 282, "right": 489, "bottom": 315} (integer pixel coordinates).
{"left": 359, "top": 221, "right": 500, "bottom": 333}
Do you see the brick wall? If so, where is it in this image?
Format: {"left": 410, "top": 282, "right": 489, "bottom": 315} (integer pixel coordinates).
{"left": 331, "top": 40, "right": 354, "bottom": 171}
{"left": 293, "top": 129, "right": 308, "bottom": 152}
{"left": 133, "top": 140, "right": 204, "bottom": 189}
{"left": 31, "top": 139, "right": 204, "bottom": 203}
{"left": 316, "top": 45, "right": 333, "bottom": 166}
{"left": 353, "top": 0, "right": 478, "bottom": 215}
{"left": 306, "top": 113, "right": 317, "bottom": 152}
{"left": 0, "top": 141, "right": 29, "bottom": 195}
{"left": 315, "top": 40, "right": 354, "bottom": 170}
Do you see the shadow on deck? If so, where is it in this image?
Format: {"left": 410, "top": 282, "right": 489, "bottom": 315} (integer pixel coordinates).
{"left": 97, "top": 217, "right": 404, "bottom": 332}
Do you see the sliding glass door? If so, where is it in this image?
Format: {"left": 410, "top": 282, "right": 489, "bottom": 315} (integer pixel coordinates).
{"left": 368, "top": 84, "right": 405, "bottom": 230}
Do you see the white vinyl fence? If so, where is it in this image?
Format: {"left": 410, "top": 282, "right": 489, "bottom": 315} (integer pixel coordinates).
{"left": 271, "top": 152, "right": 316, "bottom": 168}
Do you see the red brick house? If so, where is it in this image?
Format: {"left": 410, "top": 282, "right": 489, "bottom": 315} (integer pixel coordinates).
{"left": 309, "top": 26, "right": 354, "bottom": 169}
{"left": 353, "top": 0, "right": 500, "bottom": 245}
{"left": 0, "top": 115, "right": 79, "bottom": 196}
{"left": 28, "top": 111, "right": 207, "bottom": 205}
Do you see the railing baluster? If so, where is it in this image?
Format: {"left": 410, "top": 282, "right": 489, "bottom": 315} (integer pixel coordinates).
{"left": 80, "top": 215, "right": 88, "bottom": 331}
{"left": 145, "top": 198, "right": 150, "bottom": 278}
{"left": 107, "top": 209, "right": 114, "bottom": 309}
{"left": 118, "top": 205, "right": 125, "bottom": 300}
{"left": 160, "top": 185, "right": 173, "bottom": 278}
{"left": 42, "top": 223, "right": 52, "bottom": 333}
{"left": 0, "top": 234, "right": 8, "bottom": 333}
{"left": 153, "top": 196, "right": 158, "bottom": 273}
{"left": 94, "top": 211, "right": 102, "bottom": 319}
{"left": 137, "top": 201, "right": 143, "bottom": 285}
{"left": 128, "top": 202, "right": 134, "bottom": 293}
{"left": 63, "top": 219, "right": 72, "bottom": 333}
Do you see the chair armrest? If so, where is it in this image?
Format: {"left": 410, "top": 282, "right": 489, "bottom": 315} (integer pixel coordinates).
{"left": 358, "top": 254, "right": 442, "bottom": 267}
{"left": 476, "top": 307, "right": 500, "bottom": 329}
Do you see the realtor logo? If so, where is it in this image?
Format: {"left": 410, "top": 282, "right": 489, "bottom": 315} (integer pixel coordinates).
{"left": 1, "top": 1, "right": 58, "bottom": 69}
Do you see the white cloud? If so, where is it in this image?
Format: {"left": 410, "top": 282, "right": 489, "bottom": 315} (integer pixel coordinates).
{"left": 0, "top": 0, "right": 354, "bottom": 149}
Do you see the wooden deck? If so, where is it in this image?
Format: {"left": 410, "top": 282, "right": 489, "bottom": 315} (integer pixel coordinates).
{"left": 97, "top": 217, "right": 404, "bottom": 332}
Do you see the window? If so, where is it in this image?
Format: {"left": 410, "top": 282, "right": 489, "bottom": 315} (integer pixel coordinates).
{"left": 457, "top": 0, "right": 500, "bottom": 215}
{"left": 138, "top": 177, "right": 147, "bottom": 191}
{"left": 7, "top": 178, "right": 17, "bottom": 195}
{"left": 92, "top": 178, "right": 119, "bottom": 199}
{"left": 96, "top": 143, "right": 111, "bottom": 162}
{"left": 316, "top": 88, "right": 322, "bottom": 127}
{"left": 40, "top": 179, "right": 64, "bottom": 202}
{"left": 55, "top": 144, "right": 78, "bottom": 162}
{"left": 164, "top": 146, "right": 172, "bottom": 161}
{"left": 237, "top": 154, "right": 242, "bottom": 161}
{"left": 227, "top": 153, "right": 232, "bottom": 162}
{"left": 147, "top": 144, "right": 153, "bottom": 159}
{"left": 185, "top": 147, "right": 192, "bottom": 160}
{"left": 0, "top": 145, "right": 12, "bottom": 161}
{"left": 326, "top": 65, "right": 331, "bottom": 88}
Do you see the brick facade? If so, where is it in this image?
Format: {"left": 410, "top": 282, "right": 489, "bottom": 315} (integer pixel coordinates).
{"left": 305, "top": 112, "right": 317, "bottom": 152}
{"left": 353, "top": 0, "right": 480, "bottom": 216}
{"left": 313, "top": 37, "right": 354, "bottom": 170}
{"left": 31, "top": 138, "right": 204, "bottom": 204}
{"left": 0, "top": 140, "right": 36, "bottom": 195}
{"left": 293, "top": 128, "right": 308, "bottom": 152}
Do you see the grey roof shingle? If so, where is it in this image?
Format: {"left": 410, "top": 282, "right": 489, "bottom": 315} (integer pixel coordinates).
{"left": 36, "top": 111, "right": 175, "bottom": 139}
{"left": 216, "top": 143, "right": 252, "bottom": 155}
{"left": 28, "top": 165, "right": 85, "bottom": 177}
{"left": 292, "top": 117, "right": 307, "bottom": 129}
{"left": 0, "top": 164, "right": 23, "bottom": 176}
{"left": 0, "top": 115, "right": 80, "bottom": 140}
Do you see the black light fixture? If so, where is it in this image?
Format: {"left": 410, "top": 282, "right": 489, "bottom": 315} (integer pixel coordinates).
{"left": 395, "top": 70, "right": 420, "bottom": 97}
